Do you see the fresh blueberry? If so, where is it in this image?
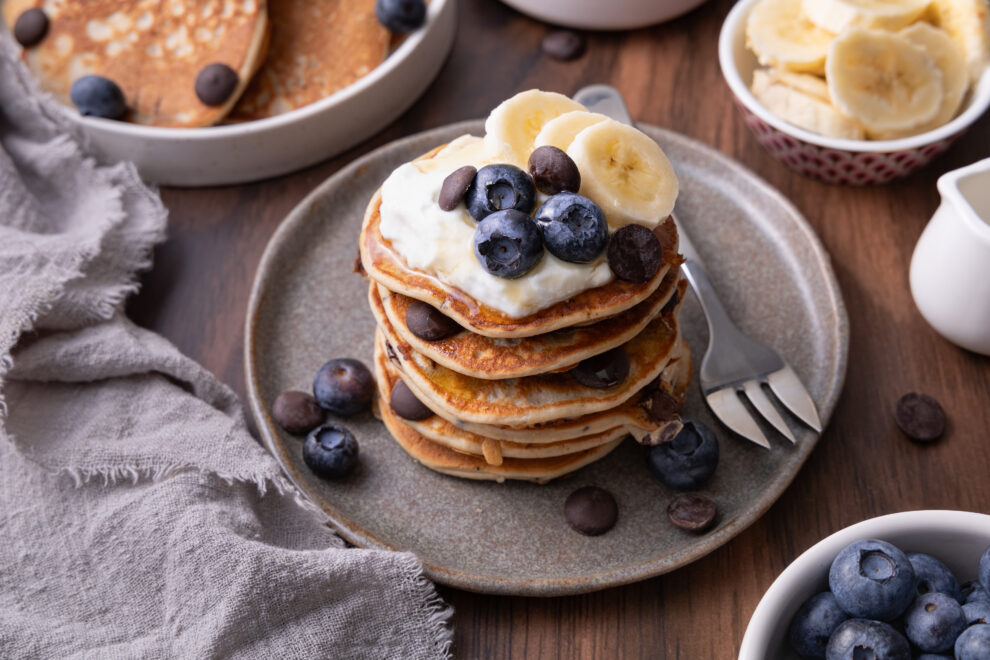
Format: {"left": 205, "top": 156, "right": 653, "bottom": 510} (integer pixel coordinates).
{"left": 375, "top": 0, "right": 426, "bottom": 32}
{"left": 955, "top": 624, "right": 990, "bottom": 660}
{"left": 828, "top": 540, "right": 916, "bottom": 621}
{"left": 788, "top": 591, "right": 849, "bottom": 659}
{"left": 909, "top": 552, "right": 962, "bottom": 602}
{"left": 980, "top": 544, "right": 990, "bottom": 593}
{"left": 533, "top": 192, "right": 608, "bottom": 264}
{"left": 465, "top": 164, "right": 536, "bottom": 222}
{"left": 904, "top": 592, "right": 967, "bottom": 653}
{"left": 473, "top": 209, "right": 543, "bottom": 279}
{"left": 70, "top": 75, "right": 127, "bottom": 119}
{"left": 825, "top": 619, "right": 910, "bottom": 660}
{"left": 964, "top": 581, "right": 990, "bottom": 604}
{"left": 312, "top": 358, "right": 374, "bottom": 416}
{"left": 645, "top": 420, "right": 719, "bottom": 491}
{"left": 303, "top": 424, "right": 359, "bottom": 479}
{"left": 963, "top": 600, "right": 990, "bottom": 626}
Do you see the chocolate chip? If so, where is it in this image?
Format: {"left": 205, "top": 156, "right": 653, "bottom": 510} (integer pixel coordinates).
{"left": 608, "top": 224, "right": 663, "bottom": 283}
{"left": 14, "top": 8, "right": 48, "bottom": 47}
{"left": 895, "top": 392, "right": 946, "bottom": 442}
{"left": 542, "top": 30, "right": 586, "bottom": 61}
{"left": 390, "top": 380, "right": 433, "bottom": 420}
{"left": 648, "top": 389, "right": 681, "bottom": 422}
{"left": 195, "top": 63, "right": 238, "bottom": 106}
{"left": 564, "top": 486, "right": 617, "bottom": 536}
{"left": 528, "top": 145, "right": 581, "bottom": 195}
{"left": 272, "top": 391, "right": 324, "bottom": 434}
{"left": 667, "top": 494, "right": 717, "bottom": 532}
{"left": 405, "top": 300, "right": 460, "bottom": 340}
{"left": 439, "top": 166, "right": 477, "bottom": 211}
{"left": 660, "top": 289, "right": 680, "bottom": 316}
{"left": 571, "top": 346, "right": 630, "bottom": 389}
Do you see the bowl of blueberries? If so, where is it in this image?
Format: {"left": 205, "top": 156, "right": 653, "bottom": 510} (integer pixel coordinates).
{"left": 739, "top": 510, "right": 990, "bottom": 659}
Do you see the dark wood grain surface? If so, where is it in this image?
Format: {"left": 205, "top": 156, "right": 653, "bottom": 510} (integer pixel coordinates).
{"left": 127, "top": 0, "right": 990, "bottom": 656}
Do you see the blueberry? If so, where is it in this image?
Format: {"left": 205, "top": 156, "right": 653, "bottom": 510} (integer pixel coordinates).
{"left": 825, "top": 619, "right": 910, "bottom": 660}
{"left": 963, "top": 600, "right": 990, "bottom": 626}
{"left": 375, "top": 0, "right": 426, "bottom": 32}
{"left": 904, "top": 592, "right": 967, "bottom": 653}
{"left": 312, "top": 358, "right": 374, "bottom": 416}
{"left": 964, "top": 581, "right": 990, "bottom": 604}
{"left": 303, "top": 424, "right": 358, "bottom": 479}
{"left": 788, "top": 591, "right": 850, "bottom": 659}
{"left": 955, "top": 624, "right": 990, "bottom": 660}
{"left": 828, "top": 540, "right": 916, "bottom": 621}
{"left": 533, "top": 192, "right": 608, "bottom": 264}
{"left": 909, "top": 552, "right": 962, "bottom": 602}
{"left": 70, "top": 75, "right": 127, "bottom": 119}
{"left": 645, "top": 420, "right": 719, "bottom": 491}
{"left": 465, "top": 164, "right": 536, "bottom": 222}
{"left": 980, "top": 544, "right": 990, "bottom": 593}
{"left": 473, "top": 209, "right": 543, "bottom": 279}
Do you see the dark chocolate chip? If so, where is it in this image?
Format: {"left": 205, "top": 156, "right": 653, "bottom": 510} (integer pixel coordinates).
{"left": 660, "top": 289, "right": 680, "bottom": 317}
{"left": 648, "top": 389, "right": 681, "bottom": 423}
{"left": 14, "top": 8, "right": 48, "bottom": 47}
{"left": 895, "top": 392, "right": 946, "bottom": 442}
{"left": 405, "top": 300, "right": 460, "bottom": 340}
{"left": 564, "top": 486, "right": 618, "bottom": 536}
{"left": 542, "top": 30, "right": 586, "bottom": 61}
{"left": 667, "top": 494, "right": 717, "bottom": 532}
{"left": 608, "top": 224, "right": 664, "bottom": 283}
{"left": 571, "top": 346, "right": 630, "bottom": 389}
{"left": 390, "top": 380, "right": 433, "bottom": 420}
{"left": 528, "top": 145, "right": 581, "bottom": 195}
{"left": 195, "top": 63, "right": 239, "bottom": 106}
{"left": 272, "top": 391, "right": 324, "bottom": 434}
{"left": 439, "top": 166, "right": 477, "bottom": 211}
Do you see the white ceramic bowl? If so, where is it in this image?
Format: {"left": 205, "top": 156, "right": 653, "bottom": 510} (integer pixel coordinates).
{"left": 500, "top": 0, "right": 709, "bottom": 30}
{"left": 740, "top": 510, "right": 990, "bottom": 659}
{"left": 59, "top": 0, "right": 455, "bottom": 187}
{"left": 719, "top": 0, "right": 990, "bottom": 184}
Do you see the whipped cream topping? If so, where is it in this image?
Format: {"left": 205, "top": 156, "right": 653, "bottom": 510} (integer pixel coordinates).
{"left": 378, "top": 135, "right": 614, "bottom": 318}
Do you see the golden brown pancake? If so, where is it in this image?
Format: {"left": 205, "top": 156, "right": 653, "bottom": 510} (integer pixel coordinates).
{"left": 229, "top": 0, "right": 388, "bottom": 120}
{"left": 3, "top": 0, "right": 269, "bottom": 127}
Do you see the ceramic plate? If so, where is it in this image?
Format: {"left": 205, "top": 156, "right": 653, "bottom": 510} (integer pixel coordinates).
{"left": 245, "top": 120, "right": 848, "bottom": 596}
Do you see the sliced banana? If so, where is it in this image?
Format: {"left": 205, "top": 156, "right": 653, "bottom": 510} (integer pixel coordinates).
{"left": 533, "top": 111, "right": 610, "bottom": 150}
{"left": 752, "top": 70, "right": 865, "bottom": 139}
{"left": 803, "top": 0, "right": 931, "bottom": 33}
{"left": 756, "top": 68, "right": 833, "bottom": 103}
{"left": 566, "top": 119, "right": 678, "bottom": 230}
{"left": 483, "top": 90, "right": 586, "bottom": 167}
{"left": 826, "top": 28, "right": 944, "bottom": 136}
{"left": 746, "top": 0, "right": 836, "bottom": 75}
{"left": 927, "top": 0, "right": 990, "bottom": 84}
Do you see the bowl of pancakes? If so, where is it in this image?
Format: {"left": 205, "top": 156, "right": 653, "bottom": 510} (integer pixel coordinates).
{"left": 1, "top": 0, "right": 456, "bottom": 186}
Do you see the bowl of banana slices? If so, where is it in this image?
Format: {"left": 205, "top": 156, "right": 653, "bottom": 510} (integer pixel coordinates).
{"left": 719, "top": 0, "right": 990, "bottom": 184}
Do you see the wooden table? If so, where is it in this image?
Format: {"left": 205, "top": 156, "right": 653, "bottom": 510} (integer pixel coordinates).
{"left": 127, "top": 0, "right": 990, "bottom": 655}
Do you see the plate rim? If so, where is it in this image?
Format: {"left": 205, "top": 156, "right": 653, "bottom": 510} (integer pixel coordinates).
{"left": 244, "top": 119, "right": 849, "bottom": 596}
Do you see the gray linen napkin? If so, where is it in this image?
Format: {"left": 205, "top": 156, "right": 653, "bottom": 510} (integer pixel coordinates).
{"left": 0, "top": 40, "right": 453, "bottom": 659}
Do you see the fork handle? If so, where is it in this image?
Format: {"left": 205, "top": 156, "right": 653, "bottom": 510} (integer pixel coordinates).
{"left": 679, "top": 259, "right": 742, "bottom": 345}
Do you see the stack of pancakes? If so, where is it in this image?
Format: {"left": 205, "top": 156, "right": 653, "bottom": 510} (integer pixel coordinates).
{"left": 360, "top": 148, "right": 693, "bottom": 484}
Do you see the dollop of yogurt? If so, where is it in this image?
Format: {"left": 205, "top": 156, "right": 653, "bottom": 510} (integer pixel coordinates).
{"left": 378, "top": 135, "right": 614, "bottom": 318}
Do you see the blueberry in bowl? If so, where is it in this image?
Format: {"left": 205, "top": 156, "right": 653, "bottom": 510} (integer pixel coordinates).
{"left": 828, "top": 539, "right": 916, "bottom": 621}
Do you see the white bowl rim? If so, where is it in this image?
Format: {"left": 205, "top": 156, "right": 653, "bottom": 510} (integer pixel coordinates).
{"left": 62, "top": 0, "right": 449, "bottom": 141}
{"left": 718, "top": 0, "right": 990, "bottom": 154}
{"left": 739, "top": 509, "right": 990, "bottom": 659}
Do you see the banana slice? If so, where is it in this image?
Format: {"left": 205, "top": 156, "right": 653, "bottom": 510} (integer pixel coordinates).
{"left": 746, "top": 0, "right": 836, "bottom": 75}
{"left": 802, "top": 0, "right": 931, "bottom": 33}
{"left": 533, "top": 111, "right": 610, "bottom": 150}
{"left": 826, "top": 28, "right": 944, "bottom": 136}
{"left": 483, "top": 90, "right": 586, "bottom": 167}
{"left": 752, "top": 70, "right": 865, "bottom": 139}
{"left": 756, "top": 68, "right": 832, "bottom": 103}
{"left": 927, "top": 0, "right": 990, "bottom": 84}
{"left": 566, "top": 119, "right": 678, "bottom": 230}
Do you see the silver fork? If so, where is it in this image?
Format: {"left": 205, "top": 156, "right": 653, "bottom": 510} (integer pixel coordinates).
{"left": 573, "top": 84, "right": 822, "bottom": 448}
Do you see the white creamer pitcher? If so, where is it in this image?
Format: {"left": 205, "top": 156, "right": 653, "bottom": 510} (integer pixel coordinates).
{"left": 910, "top": 157, "right": 990, "bottom": 356}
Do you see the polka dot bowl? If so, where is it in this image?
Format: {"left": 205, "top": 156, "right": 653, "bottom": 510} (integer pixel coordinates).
{"left": 718, "top": 0, "right": 990, "bottom": 185}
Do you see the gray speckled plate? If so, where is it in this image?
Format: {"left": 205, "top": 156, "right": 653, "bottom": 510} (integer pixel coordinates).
{"left": 244, "top": 120, "right": 848, "bottom": 597}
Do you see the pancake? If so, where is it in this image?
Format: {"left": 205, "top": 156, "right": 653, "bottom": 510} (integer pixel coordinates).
{"left": 229, "top": 0, "right": 388, "bottom": 120}
{"left": 372, "top": 283, "right": 688, "bottom": 426}
{"left": 359, "top": 147, "right": 682, "bottom": 339}
{"left": 3, "top": 0, "right": 269, "bottom": 127}
{"left": 378, "top": 268, "right": 681, "bottom": 380}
